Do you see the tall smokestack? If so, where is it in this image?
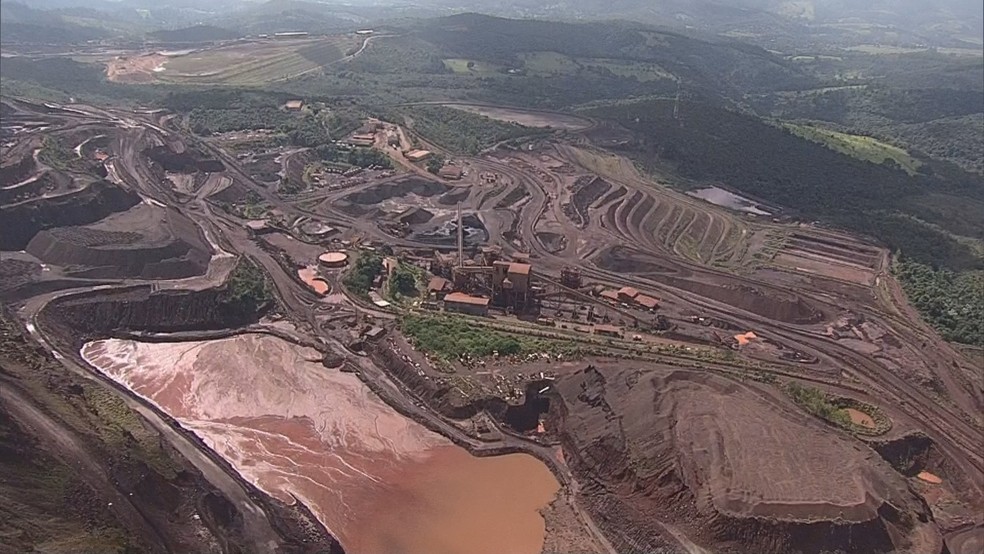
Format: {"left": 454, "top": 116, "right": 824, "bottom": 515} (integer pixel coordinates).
{"left": 457, "top": 202, "right": 464, "bottom": 268}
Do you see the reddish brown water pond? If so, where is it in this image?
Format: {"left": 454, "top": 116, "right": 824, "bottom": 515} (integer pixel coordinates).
{"left": 844, "top": 408, "right": 875, "bottom": 428}
{"left": 298, "top": 266, "right": 330, "bottom": 295}
{"left": 82, "top": 334, "right": 558, "bottom": 553}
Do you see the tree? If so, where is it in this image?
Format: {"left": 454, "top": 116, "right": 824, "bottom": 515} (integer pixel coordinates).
{"left": 426, "top": 154, "right": 445, "bottom": 174}
{"left": 390, "top": 268, "right": 418, "bottom": 297}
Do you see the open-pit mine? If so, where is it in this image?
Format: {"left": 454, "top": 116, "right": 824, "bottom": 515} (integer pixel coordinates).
{"left": 2, "top": 94, "right": 981, "bottom": 554}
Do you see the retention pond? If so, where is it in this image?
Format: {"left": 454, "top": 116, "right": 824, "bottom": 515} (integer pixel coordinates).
{"left": 82, "top": 334, "right": 559, "bottom": 554}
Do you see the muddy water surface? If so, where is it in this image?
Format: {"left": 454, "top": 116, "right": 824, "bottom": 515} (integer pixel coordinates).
{"left": 82, "top": 334, "right": 558, "bottom": 553}
{"left": 688, "top": 186, "right": 771, "bottom": 215}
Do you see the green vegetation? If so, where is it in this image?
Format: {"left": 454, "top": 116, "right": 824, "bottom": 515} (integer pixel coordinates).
{"left": 189, "top": 105, "right": 293, "bottom": 135}
{"left": 0, "top": 311, "right": 185, "bottom": 553}
{"left": 755, "top": 86, "right": 984, "bottom": 174}
{"left": 401, "top": 313, "right": 580, "bottom": 361}
{"left": 164, "top": 90, "right": 363, "bottom": 145}
{"left": 347, "top": 35, "right": 449, "bottom": 75}
{"left": 279, "top": 176, "right": 305, "bottom": 196}
{"left": 343, "top": 250, "right": 384, "bottom": 296}
{"left": 221, "top": 258, "right": 273, "bottom": 317}
{"left": 147, "top": 25, "right": 239, "bottom": 43}
{"left": 786, "top": 383, "right": 892, "bottom": 435}
{"left": 442, "top": 58, "right": 503, "bottom": 74}
{"left": 0, "top": 1, "right": 114, "bottom": 45}
{"left": 390, "top": 271, "right": 417, "bottom": 297}
{"left": 784, "top": 123, "right": 922, "bottom": 175}
{"left": 893, "top": 256, "right": 984, "bottom": 346}
{"left": 388, "top": 263, "right": 422, "bottom": 301}
{"left": 38, "top": 137, "right": 90, "bottom": 173}
{"left": 786, "top": 383, "right": 852, "bottom": 428}
{"left": 0, "top": 57, "right": 160, "bottom": 105}
{"left": 521, "top": 51, "right": 581, "bottom": 74}
{"left": 223, "top": 190, "right": 267, "bottom": 219}
{"left": 426, "top": 153, "right": 446, "bottom": 174}
{"left": 399, "top": 105, "right": 548, "bottom": 154}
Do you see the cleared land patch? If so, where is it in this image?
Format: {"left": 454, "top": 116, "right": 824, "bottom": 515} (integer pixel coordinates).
{"left": 444, "top": 104, "right": 591, "bottom": 130}
{"left": 784, "top": 123, "right": 922, "bottom": 175}
{"left": 109, "top": 37, "right": 360, "bottom": 85}
{"left": 442, "top": 58, "right": 503, "bottom": 74}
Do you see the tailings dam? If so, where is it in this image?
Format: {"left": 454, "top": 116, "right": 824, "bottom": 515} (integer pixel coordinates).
{"left": 81, "top": 333, "right": 559, "bottom": 554}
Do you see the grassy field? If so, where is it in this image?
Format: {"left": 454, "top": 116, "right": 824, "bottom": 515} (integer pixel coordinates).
{"left": 514, "top": 52, "right": 675, "bottom": 82}
{"left": 580, "top": 58, "right": 676, "bottom": 81}
{"left": 520, "top": 51, "right": 580, "bottom": 74}
{"left": 784, "top": 123, "right": 922, "bottom": 175}
{"left": 401, "top": 313, "right": 581, "bottom": 361}
{"left": 159, "top": 37, "right": 358, "bottom": 85}
{"left": 442, "top": 58, "right": 504, "bottom": 74}
{"left": 844, "top": 44, "right": 929, "bottom": 55}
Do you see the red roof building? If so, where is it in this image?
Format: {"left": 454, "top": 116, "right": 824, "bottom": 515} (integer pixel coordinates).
{"left": 617, "top": 286, "right": 640, "bottom": 301}
{"left": 635, "top": 294, "right": 660, "bottom": 310}
{"left": 444, "top": 292, "right": 490, "bottom": 316}
{"left": 599, "top": 289, "right": 620, "bottom": 302}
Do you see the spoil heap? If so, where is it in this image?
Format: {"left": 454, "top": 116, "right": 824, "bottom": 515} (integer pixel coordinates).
{"left": 549, "top": 366, "right": 936, "bottom": 554}
{"left": 25, "top": 204, "right": 211, "bottom": 279}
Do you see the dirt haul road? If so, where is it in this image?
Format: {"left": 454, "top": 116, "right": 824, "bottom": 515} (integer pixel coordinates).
{"left": 2, "top": 96, "right": 981, "bottom": 554}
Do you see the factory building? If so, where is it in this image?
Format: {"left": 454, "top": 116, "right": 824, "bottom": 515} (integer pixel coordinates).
{"left": 617, "top": 287, "right": 640, "bottom": 302}
{"left": 404, "top": 149, "right": 432, "bottom": 162}
{"left": 347, "top": 134, "right": 376, "bottom": 147}
{"left": 594, "top": 324, "right": 623, "bottom": 338}
{"left": 635, "top": 294, "right": 660, "bottom": 311}
{"left": 438, "top": 165, "right": 464, "bottom": 180}
{"left": 491, "top": 261, "right": 532, "bottom": 309}
{"left": 599, "top": 289, "right": 620, "bottom": 303}
{"left": 427, "top": 276, "right": 452, "bottom": 299}
{"left": 444, "top": 292, "right": 490, "bottom": 316}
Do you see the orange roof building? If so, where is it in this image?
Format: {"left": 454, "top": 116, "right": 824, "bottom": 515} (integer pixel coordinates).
{"left": 444, "top": 292, "right": 490, "bottom": 316}
{"left": 508, "top": 262, "right": 531, "bottom": 276}
{"left": 404, "top": 149, "right": 432, "bottom": 162}
{"left": 617, "top": 286, "right": 640, "bottom": 301}
{"left": 427, "top": 276, "right": 451, "bottom": 297}
{"left": 599, "top": 289, "right": 620, "bottom": 302}
{"left": 635, "top": 294, "right": 660, "bottom": 310}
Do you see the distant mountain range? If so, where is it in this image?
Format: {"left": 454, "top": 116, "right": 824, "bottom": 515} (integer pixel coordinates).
{"left": 1, "top": 0, "right": 981, "bottom": 49}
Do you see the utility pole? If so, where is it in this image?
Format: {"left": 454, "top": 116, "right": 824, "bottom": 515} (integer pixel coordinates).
{"left": 673, "top": 81, "right": 682, "bottom": 125}
{"left": 457, "top": 202, "right": 464, "bottom": 268}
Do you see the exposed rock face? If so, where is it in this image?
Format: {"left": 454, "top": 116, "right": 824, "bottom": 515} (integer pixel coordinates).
{"left": 549, "top": 366, "right": 936, "bottom": 554}
{"left": 367, "top": 344, "right": 510, "bottom": 419}
{"left": 37, "top": 286, "right": 262, "bottom": 350}
{"left": 0, "top": 154, "right": 37, "bottom": 187}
